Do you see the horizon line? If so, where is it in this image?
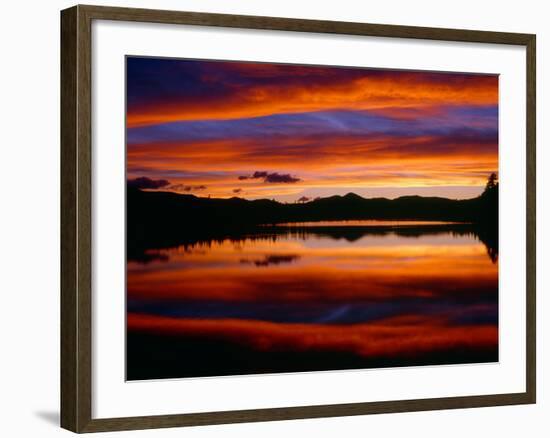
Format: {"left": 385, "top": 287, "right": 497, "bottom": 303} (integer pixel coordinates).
{"left": 133, "top": 187, "right": 495, "bottom": 203}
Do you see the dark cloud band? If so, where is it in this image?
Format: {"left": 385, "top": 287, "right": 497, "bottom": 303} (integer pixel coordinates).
{"left": 238, "top": 171, "right": 301, "bottom": 184}
{"left": 128, "top": 176, "right": 170, "bottom": 189}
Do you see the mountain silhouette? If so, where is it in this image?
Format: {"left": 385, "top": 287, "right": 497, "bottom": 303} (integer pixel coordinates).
{"left": 127, "top": 185, "right": 498, "bottom": 260}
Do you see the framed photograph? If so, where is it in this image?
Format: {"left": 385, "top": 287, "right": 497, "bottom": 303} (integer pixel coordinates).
{"left": 60, "top": 5, "right": 536, "bottom": 433}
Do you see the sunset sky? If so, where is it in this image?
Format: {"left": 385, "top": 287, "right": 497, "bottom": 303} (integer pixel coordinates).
{"left": 126, "top": 57, "right": 498, "bottom": 201}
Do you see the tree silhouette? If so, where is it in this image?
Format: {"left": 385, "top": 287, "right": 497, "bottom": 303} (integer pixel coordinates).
{"left": 485, "top": 172, "right": 498, "bottom": 192}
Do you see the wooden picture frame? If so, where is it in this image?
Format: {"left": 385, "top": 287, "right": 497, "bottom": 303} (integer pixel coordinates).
{"left": 61, "top": 4, "right": 536, "bottom": 433}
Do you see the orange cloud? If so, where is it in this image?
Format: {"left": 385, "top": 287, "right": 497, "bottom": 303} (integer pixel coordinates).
{"left": 127, "top": 74, "right": 498, "bottom": 127}
{"left": 127, "top": 133, "right": 497, "bottom": 199}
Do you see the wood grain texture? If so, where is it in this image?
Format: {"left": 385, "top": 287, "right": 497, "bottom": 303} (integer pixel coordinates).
{"left": 525, "top": 34, "right": 536, "bottom": 403}
{"left": 60, "top": 4, "right": 537, "bottom": 433}
{"left": 79, "top": 4, "right": 534, "bottom": 44}
{"left": 60, "top": 5, "right": 78, "bottom": 432}
{"left": 61, "top": 5, "right": 93, "bottom": 432}
{"left": 80, "top": 393, "right": 533, "bottom": 433}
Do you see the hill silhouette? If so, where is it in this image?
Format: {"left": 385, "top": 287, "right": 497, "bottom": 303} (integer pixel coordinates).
{"left": 127, "top": 184, "right": 498, "bottom": 261}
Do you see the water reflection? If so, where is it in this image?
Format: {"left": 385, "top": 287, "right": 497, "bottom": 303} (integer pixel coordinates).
{"left": 130, "top": 222, "right": 498, "bottom": 264}
{"left": 127, "top": 222, "right": 498, "bottom": 380}
{"left": 240, "top": 254, "right": 301, "bottom": 267}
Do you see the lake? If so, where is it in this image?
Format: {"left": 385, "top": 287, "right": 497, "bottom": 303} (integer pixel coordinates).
{"left": 126, "top": 221, "right": 498, "bottom": 380}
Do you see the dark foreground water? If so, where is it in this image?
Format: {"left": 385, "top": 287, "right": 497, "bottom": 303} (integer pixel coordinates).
{"left": 126, "top": 222, "right": 498, "bottom": 380}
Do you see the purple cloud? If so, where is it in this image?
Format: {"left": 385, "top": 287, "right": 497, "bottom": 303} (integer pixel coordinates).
{"left": 252, "top": 171, "right": 269, "bottom": 179}
{"left": 265, "top": 173, "right": 300, "bottom": 183}
{"left": 128, "top": 176, "right": 170, "bottom": 190}
{"left": 169, "top": 184, "right": 207, "bottom": 192}
{"left": 238, "top": 171, "right": 301, "bottom": 184}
